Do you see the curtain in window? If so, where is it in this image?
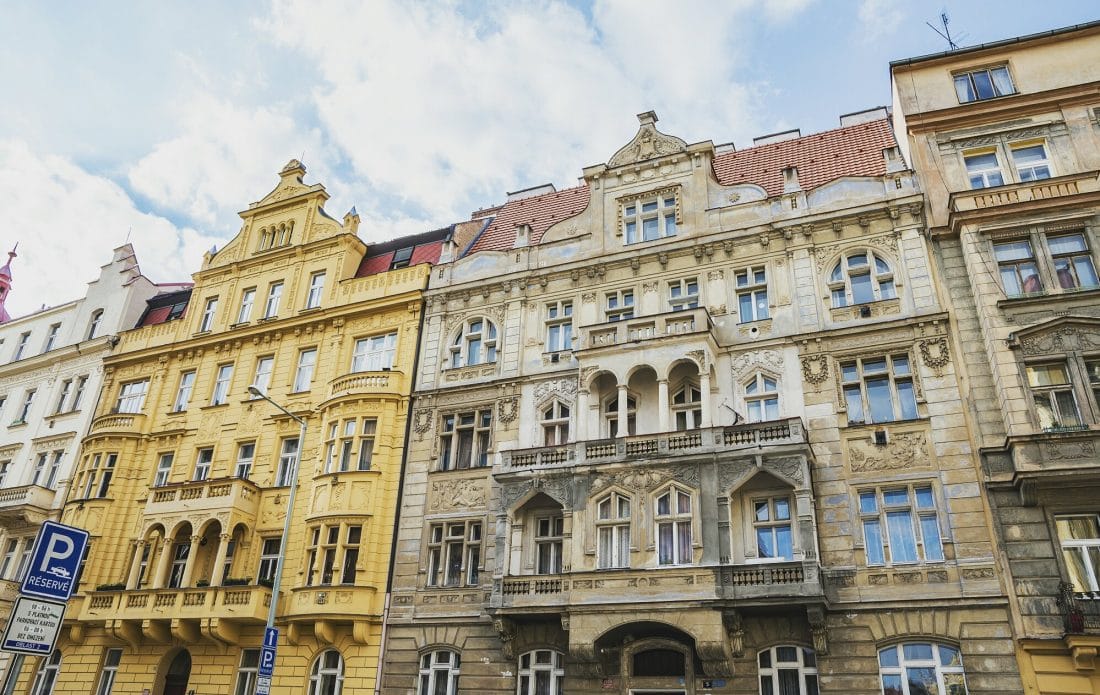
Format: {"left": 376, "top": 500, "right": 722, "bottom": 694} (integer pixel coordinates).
{"left": 886, "top": 511, "right": 918, "bottom": 563}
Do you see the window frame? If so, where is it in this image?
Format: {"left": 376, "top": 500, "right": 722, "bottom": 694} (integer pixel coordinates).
{"left": 744, "top": 373, "right": 780, "bottom": 423}
{"left": 655, "top": 485, "right": 694, "bottom": 566}
{"left": 426, "top": 520, "right": 482, "bottom": 587}
{"left": 235, "top": 442, "right": 255, "bottom": 479}
{"left": 306, "top": 271, "right": 326, "bottom": 309}
{"left": 153, "top": 452, "right": 174, "bottom": 487}
{"left": 352, "top": 332, "right": 397, "bottom": 372}
{"left": 323, "top": 417, "right": 377, "bottom": 473}
{"left": 1026, "top": 362, "right": 1085, "bottom": 431}
{"left": 438, "top": 409, "right": 492, "bottom": 471}
{"left": 251, "top": 356, "right": 275, "bottom": 397}
{"left": 757, "top": 645, "right": 818, "bottom": 695}
{"left": 596, "top": 491, "right": 631, "bottom": 570}
{"left": 541, "top": 401, "right": 570, "bottom": 446}
{"left": 878, "top": 642, "right": 967, "bottom": 695}
{"left": 29, "top": 648, "right": 62, "bottom": 695}
{"left": 236, "top": 288, "right": 256, "bottom": 324}
{"left": 232, "top": 649, "right": 259, "bottom": 695}
{"left": 1056, "top": 514, "right": 1100, "bottom": 593}
{"left": 953, "top": 64, "right": 1015, "bottom": 103}
{"left": 859, "top": 484, "right": 944, "bottom": 566}
{"left": 417, "top": 650, "right": 460, "bottom": 695}
{"left": 605, "top": 289, "right": 635, "bottom": 322}
{"left": 449, "top": 318, "right": 498, "bottom": 368}
{"left": 294, "top": 348, "right": 317, "bottom": 392}
{"left": 173, "top": 371, "right": 196, "bottom": 412}
{"left": 276, "top": 437, "right": 299, "bottom": 487}
{"left": 308, "top": 649, "right": 344, "bottom": 695}
{"left": 545, "top": 300, "right": 573, "bottom": 353}
{"left": 87, "top": 309, "right": 103, "bottom": 340}
{"left": 199, "top": 296, "right": 218, "bottom": 332}
{"left": 517, "top": 650, "right": 564, "bottom": 695}
{"left": 95, "top": 648, "right": 123, "bottom": 695}
{"left": 43, "top": 323, "right": 61, "bottom": 353}
{"left": 751, "top": 495, "right": 795, "bottom": 562}
{"left": 668, "top": 277, "right": 700, "bottom": 312}
{"left": 193, "top": 448, "right": 213, "bottom": 482}
{"left": 263, "top": 281, "right": 283, "bottom": 319}
{"left": 672, "top": 381, "right": 702, "bottom": 431}
{"left": 840, "top": 354, "right": 918, "bottom": 425}
{"left": 620, "top": 188, "right": 680, "bottom": 244}
{"left": 534, "top": 514, "right": 564, "bottom": 575}
{"left": 828, "top": 251, "right": 896, "bottom": 308}
{"left": 115, "top": 379, "right": 149, "bottom": 414}
{"left": 736, "top": 266, "right": 769, "bottom": 323}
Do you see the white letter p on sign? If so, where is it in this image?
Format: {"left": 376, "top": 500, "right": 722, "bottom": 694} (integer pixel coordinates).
{"left": 40, "top": 535, "right": 74, "bottom": 571}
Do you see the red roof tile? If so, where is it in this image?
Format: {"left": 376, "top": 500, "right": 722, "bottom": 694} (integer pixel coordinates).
{"left": 139, "top": 306, "right": 171, "bottom": 326}
{"left": 411, "top": 241, "right": 444, "bottom": 266}
{"left": 712, "top": 119, "right": 897, "bottom": 196}
{"left": 357, "top": 251, "right": 394, "bottom": 277}
{"left": 354, "top": 240, "right": 448, "bottom": 278}
{"left": 468, "top": 185, "right": 590, "bottom": 254}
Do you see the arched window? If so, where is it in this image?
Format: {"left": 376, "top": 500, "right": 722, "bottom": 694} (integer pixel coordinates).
{"left": 450, "top": 319, "right": 497, "bottom": 368}
{"left": 308, "top": 650, "right": 344, "bottom": 695}
{"left": 87, "top": 309, "right": 104, "bottom": 340}
{"left": 744, "top": 374, "right": 779, "bottom": 422}
{"left": 655, "top": 486, "right": 693, "bottom": 565}
{"left": 418, "top": 650, "right": 460, "bottom": 695}
{"left": 604, "top": 395, "right": 637, "bottom": 437}
{"left": 758, "top": 645, "right": 817, "bottom": 695}
{"left": 596, "top": 492, "right": 630, "bottom": 569}
{"left": 542, "top": 401, "right": 570, "bottom": 445}
{"left": 30, "top": 649, "right": 63, "bottom": 695}
{"left": 878, "top": 643, "right": 967, "bottom": 695}
{"left": 829, "top": 251, "right": 896, "bottom": 307}
{"left": 672, "top": 382, "right": 702, "bottom": 430}
{"left": 518, "top": 650, "right": 564, "bottom": 695}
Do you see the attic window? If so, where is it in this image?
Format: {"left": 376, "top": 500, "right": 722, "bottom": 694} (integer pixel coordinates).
{"left": 390, "top": 247, "right": 414, "bottom": 270}
{"left": 166, "top": 301, "right": 188, "bottom": 321}
{"left": 618, "top": 186, "right": 682, "bottom": 245}
{"left": 953, "top": 65, "right": 1015, "bottom": 104}
{"left": 258, "top": 221, "right": 295, "bottom": 251}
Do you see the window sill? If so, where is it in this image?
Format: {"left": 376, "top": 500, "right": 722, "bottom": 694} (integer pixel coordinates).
{"left": 229, "top": 321, "right": 251, "bottom": 330}
{"left": 431, "top": 465, "right": 491, "bottom": 476}
{"left": 257, "top": 316, "right": 279, "bottom": 324}
{"left": 43, "top": 410, "right": 79, "bottom": 423}
{"left": 957, "top": 92, "right": 1017, "bottom": 107}
{"left": 194, "top": 330, "right": 212, "bottom": 337}
{"left": 314, "top": 469, "right": 380, "bottom": 483}
{"left": 7, "top": 421, "right": 27, "bottom": 429}
{"left": 298, "top": 306, "right": 323, "bottom": 314}
{"left": 842, "top": 416, "right": 927, "bottom": 431}
{"left": 997, "top": 285, "right": 1100, "bottom": 308}
{"left": 201, "top": 403, "right": 230, "bottom": 411}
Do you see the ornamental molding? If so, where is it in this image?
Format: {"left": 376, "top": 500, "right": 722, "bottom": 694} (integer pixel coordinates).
{"left": 607, "top": 113, "right": 688, "bottom": 167}
{"left": 533, "top": 378, "right": 578, "bottom": 404}
{"left": 918, "top": 337, "right": 951, "bottom": 375}
{"left": 731, "top": 349, "right": 785, "bottom": 381}
{"left": 812, "top": 231, "right": 901, "bottom": 274}
{"left": 1016, "top": 325, "right": 1100, "bottom": 356}
{"left": 848, "top": 432, "right": 929, "bottom": 474}
{"left": 938, "top": 123, "right": 1066, "bottom": 151}
{"left": 428, "top": 479, "right": 487, "bottom": 512}
{"left": 801, "top": 355, "right": 830, "bottom": 384}
{"left": 497, "top": 396, "right": 519, "bottom": 423}
{"left": 1042, "top": 440, "right": 1095, "bottom": 461}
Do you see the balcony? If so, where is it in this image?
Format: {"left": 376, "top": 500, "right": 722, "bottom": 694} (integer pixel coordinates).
{"left": 1060, "top": 583, "right": 1100, "bottom": 635}
{"left": 88, "top": 412, "right": 147, "bottom": 436}
{"left": 326, "top": 369, "right": 407, "bottom": 401}
{"left": 493, "top": 561, "right": 822, "bottom": 613}
{"left": 500, "top": 418, "right": 806, "bottom": 471}
{"left": 578, "top": 307, "right": 713, "bottom": 351}
{"left": 81, "top": 585, "right": 270, "bottom": 633}
{"left": 948, "top": 170, "right": 1100, "bottom": 231}
{"left": 0, "top": 484, "right": 56, "bottom": 523}
{"left": 144, "top": 477, "right": 260, "bottom": 524}
{"left": 285, "top": 584, "right": 381, "bottom": 620}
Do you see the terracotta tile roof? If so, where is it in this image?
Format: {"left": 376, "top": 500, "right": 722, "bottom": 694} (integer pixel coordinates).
{"left": 354, "top": 228, "right": 451, "bottom": 278}
{"left": 137, "top": 288, "right": 192, "bottom": 327}
{"left": 467, "top": 185, "right": 590, "bottom": 254}
{"left": 712, "top": 119, "right": 897, "bottom": 196}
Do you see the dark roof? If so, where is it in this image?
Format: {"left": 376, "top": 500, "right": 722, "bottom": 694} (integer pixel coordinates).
{"left": 889, "top": 19, "right": 1100, "bottom": 68}
{"left": 354, "top": 227, "right": 451, "bottom": 278}
{"left": 137, "top": 287, "right": 193, "bottom": 328}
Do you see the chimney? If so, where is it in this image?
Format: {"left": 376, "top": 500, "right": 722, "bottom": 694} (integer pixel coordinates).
{"left": 514, "top": 223, "right": 532, "bottom": 248}
{"left": 782, "top": 166, "right": 801, "bottom": 193}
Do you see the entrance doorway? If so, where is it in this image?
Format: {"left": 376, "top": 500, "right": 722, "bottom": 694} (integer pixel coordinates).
{"left": 162, "top": 650, "right": 191, "bottom": 695}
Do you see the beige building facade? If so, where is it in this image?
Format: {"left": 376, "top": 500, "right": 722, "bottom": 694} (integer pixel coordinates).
{"left": 6, "top": 162, "right": 445, "bottom": 695}
{"left": 381, "top": 112, "right": 1021, "bottom": 694}
{"left": 892, "top": 19, "right": 1100, "bottom": 695}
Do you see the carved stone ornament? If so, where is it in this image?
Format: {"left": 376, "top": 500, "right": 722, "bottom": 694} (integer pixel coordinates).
{"left": 608, "top": 112, "right": 688, "bottom": 167}
{"left": 533, "top": 378, "right": 578, "bottom": 403}
{"left": 723, "top": 611, "right": 744, "bottom": 657}
{"left": 1043, "top": 440, "right": 1096, "bottom": 461}
{"left": 494, "top": 618, "right": 517, "bottom": 660}
{"left": 806, "top": 605, "right": 829, "bottom": 655}
{"left": 731, "top": 349, "right": 785, "bottom": 380}
{"left": 590, "top": 468, "right": 666, "bottom": 495}
{"left": 848, "top": 432, "right": 928, "bottom": 473}
{"left": 918, "top": 337, "right": 951, "bottom": 371}
{"left": 1017, "top": 325, "right": 1100, "bottom": 356}
{"left": 801, "top": 355, "right": 830, "bottom": 384}
{"left": 498, "top": 396, "right": 519, "bottom": 423}
{"left": 428, "top": 479, "right": 487, "bottom": 512}
{"left": 413, "top": 409, "right": 434, "bottom": 437}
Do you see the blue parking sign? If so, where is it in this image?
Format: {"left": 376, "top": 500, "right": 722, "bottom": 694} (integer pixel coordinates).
{"left": 20, "top": 521, "right": 89, "bottom": 602}
{"left": 258, "top": 627, "right": 278, "bottom": 680}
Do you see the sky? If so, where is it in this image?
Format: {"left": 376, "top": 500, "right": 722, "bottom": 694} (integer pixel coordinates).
{"left": 0, "top": 0, "right": 1096, "bottom": 318}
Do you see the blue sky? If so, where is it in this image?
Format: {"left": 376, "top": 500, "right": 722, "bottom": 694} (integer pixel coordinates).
{"left": 0, "top": 0, "right": 1096, "bottom": 317}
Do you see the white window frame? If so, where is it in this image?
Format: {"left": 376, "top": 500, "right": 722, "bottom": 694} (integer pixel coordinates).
{"left": 276, "top": 437, "right": 299, "bottom": 487}
{"left": 235, "top": 442, "right": 255, "bottom": 479}
{"left": 306, "top": 271, "right": 326, "bottom": 309}
{"left": 13, "top": 332, "right": 30, "bottom": 361}
{"left": 672, "top": 381, "right": 702, "bottom": 431}
{"left": 953, "top": 64, "right": 1014, "bottom": 103}
{"left": 29, "top": 649, "right": 62, "bottom": 695}
{"left": 859, "top": 485, "right": 944, "bottom": 566}
{"left": 43, "top": 323, "right": 61, "bottom": 353}
{"left": 352, "top": 333, "right": 397, "bottom": 372}
{"left": 1026, "top": 362, "right": 1084, "bottom": 431}
{"left": 426, "top": 521, "right": 481, "bottom": 587}
{"left": 752, "top": 496, "right": 794, "bottom": 562}
{"left": 878, "top": 643, "right": 967, "bottom": 695}
{"left": 744, "top": 373, "right": 779, "bottom": 423}
{"left": 736, "top": 267, "right": 769, "bottom": 323}
{"left": 116, "top": 379, "right": 149, "bottom": 414}
{"left": 603, "top": 394, "right": 637, "bottom": 438}
{"left": 828, "top": 251, "right": 896, "bottom": 308}
{"left": 236, "top": 288, "right": 256, "bottom": 324}
{"left": 417, "top": 651, "right": 460, "bottom": 695}
{"left": 87, "top": 309, "right": 103, "bottom": 340}
{"left": 54, "top": 379, "right": 72, "bottom": 414}
{"left": 605, "top": 289, "right": 634, "bottom": 322}
{"left": 655, "top": 485, "right": 694, "bottom": 566}
{"left": 174, "top": 371, "right": 196, "bottom": 412}
{"left": 534, "top": 515, "right": 564, "bottom": 575}
{"left": 668, "top": 278, "right": 699, "bottom": 311}
{"left": 622, "top": 192, "right": 678, "bottom": 244}
{"left": 264, "top": 282, "right": 283, "bottom": 319}
{"left": 153, "top": 453, "right": 173, "bottom": 487}
{"left": 71, "top": 376, "right": 88, "bottom": 411}
{"left": 193, "top": 448, "right": 213, "bottom": 481}
{"left": 211, "top": 363, "right": 234, "bottom": 405}
{"left": 232, "top": 650, "right": 259, "bottom": 695}
{"left": 963, "top": 149, "right": 1005, "bottom": 189}
{"left": 324, "top": 418, "right": 377, "bottom": 473}
{"left": 1057, "top": 514, "right": 1100, "bottom": 593}
{"left": 1011, "top": 141, "right": 1053, "bottom": 182}
{"left": 757, "top": 645, "right": 818, "bottom": 695}
{"left": 545, "top": 301, "right": 573, "bottom": 352}
{"left": 449, "top": 318, "right": 497, "bottom": 368}
{"left": 596, "top": 491, "right": 631, "bottom": 570}
{"left": 95, "top": 649, "right": 123, "bottom": 695}
{"left": 294, "top": 348, "right": 317, "bottom": 392}
{"left": 541, "top": 401, "right": 570, "bottom": 446}
{"left": 258, "top": 538, "right": 280, "bottom": 584}
{"left": 438, "top": 410, "right": 492, "bottom": 470}
{"left": 15, "top": 388, "right": 35, "bottom": 423}
{"left": 840, "top": 354, "right": 918, "bottom": 424}
{"left": 308, "top": 650, "right": 344, "bottom": 695}
{"left": 199, "top": 296, "right": 218, "bottom": 332}
{"left": 517, "top": 650, "right": 564, "bottom": 695}
{"left": 251, "top": 356, "right": 274, "bottom": 397}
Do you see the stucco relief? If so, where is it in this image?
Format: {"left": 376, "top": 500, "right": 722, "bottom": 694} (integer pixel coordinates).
{"left": 1043, "top": 440, "right": 1095, "bottom": 461}
{"left": 501, "top": 475, "right": 571, "bottom": 510}
{"left": 848, "top": 432, "right": 929, "bottom": 473}
{"left": 812, "top": 231, "right": 900, "bottom": 273}
{"left": 412, "top": 409, "right": 433, "bottom": 439}
{"left": 497, "top": 396, "right": 519, "bottom": 423}
{"left": 428, "top": 479, "right": 486, "bottom": 511}
{"left": 731, "top": 349, "right": 784, "bottom": 380}
{"left": 1018, "top": 325, "right": 1100, "bottom": 355}
{"left": 800, "top": 355, "right": 830, "bottom": 384}
{"left": 918, "top": 336, "right": 951, "bottom": 374}
{"left": 533, "top": 378, "right": 578, "bottom": 403}
{"left": 607, "top": 115, "right": 688, "bottom": 167}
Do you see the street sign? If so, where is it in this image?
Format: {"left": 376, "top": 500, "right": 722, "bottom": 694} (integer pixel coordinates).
{"left": 20, "top": 521, "right": 89, "bottom": 601}
{"left": 255, "top": 675, "right": 271, "bottom": 695}
{"left": 258, "top": 626, "right": 278, "bottom": 681}
{"left": 0, "top": 596, "right": 66, "bottom": 656}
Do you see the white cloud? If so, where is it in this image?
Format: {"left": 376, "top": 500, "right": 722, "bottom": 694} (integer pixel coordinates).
{"left": 857, "top": 0, "right": 904, "bottom": 42}
{"left": 0, "top": 140, "right": 220, "bottom": 318}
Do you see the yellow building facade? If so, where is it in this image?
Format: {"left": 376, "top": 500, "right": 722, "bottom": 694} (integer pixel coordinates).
{"left": 10, "top": 161, "right": 443, "bottom": 695}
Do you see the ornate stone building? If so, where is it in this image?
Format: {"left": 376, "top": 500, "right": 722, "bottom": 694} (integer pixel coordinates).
{"left": 381, "top": 111, "right": 1020, "bottom": 693}
{"left": 891, "top": 19, "right": 1100, "bottom": 694}
{"left": 8, "top": 162, "right": 447, "bottom": 695}
{"left": 0, "top": 244, "right": 165, "bottom": 683}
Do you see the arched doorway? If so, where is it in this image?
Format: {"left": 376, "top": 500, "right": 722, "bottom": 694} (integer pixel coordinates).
{"left": 162, "top": 650, "right": 191, "bottom": 695}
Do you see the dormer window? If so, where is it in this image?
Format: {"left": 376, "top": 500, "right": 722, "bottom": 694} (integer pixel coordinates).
{"left": 620, "top": 188, "right": 681, "bottom": 244}
{"left": 390, "top": 247, "right": 413, "bottom": 270}
{"left": 166, "top": 300, "right": 187, "bottom": 321}
{"left": 953, "top": 65, "right": 1015, "bottom": 103}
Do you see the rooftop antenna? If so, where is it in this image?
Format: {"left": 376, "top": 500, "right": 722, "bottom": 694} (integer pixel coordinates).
{"left": 926, "top": 11, "right": 959, "bottom": 50}
{"left": 125, "top": 226, "right": 132, "bottom": 243}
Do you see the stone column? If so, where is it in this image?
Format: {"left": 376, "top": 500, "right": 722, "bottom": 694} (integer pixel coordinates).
{"left": 153, "top": 538, "right": 174, "bottom": 589}
{"left": 657, "top": 379, "right": 670, "bottom": 432}
{"left": 617, "top": 384, "right": 629, "bottom": 437}
{"left": 179, "top": 536, "right": 201, "bottom": 588}
{"left": 126, "top": 540, "right": 146, "bottom": 590}
{"left": 700, "top": 371, "right": 712, "bottom": 428}
{"left": 211, "top": 533, "right": 231, "bottom": 586}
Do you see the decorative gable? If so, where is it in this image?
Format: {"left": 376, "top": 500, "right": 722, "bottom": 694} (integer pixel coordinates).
{"left": 1009, "top": 317, "right": 1100, "bottom": 355}
{"left": 608, "top": 111, "right": 689, "bottom": 168}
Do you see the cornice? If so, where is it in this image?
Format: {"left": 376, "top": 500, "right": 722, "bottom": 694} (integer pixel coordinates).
{"left": 902, "top": 81, "right": 1100, "bottom": 135}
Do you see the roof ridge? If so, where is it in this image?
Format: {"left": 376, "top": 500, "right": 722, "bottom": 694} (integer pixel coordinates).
{"left": 722, "top": 118, "right": 892, "bottom": 157}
